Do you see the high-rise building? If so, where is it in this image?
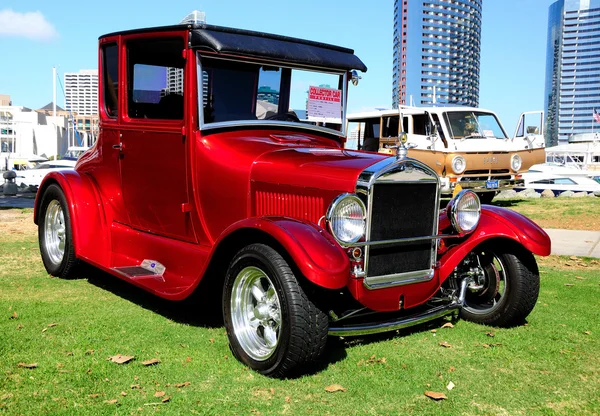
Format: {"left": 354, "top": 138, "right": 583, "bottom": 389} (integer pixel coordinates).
{"left": 544, "top": 0, "right": 600, "bottom": 146}
{"left": 392, "top": 0, "right": 482, "bottom": 108}
{"left": 64, "top": 70, "right": 98, "bottom": 116}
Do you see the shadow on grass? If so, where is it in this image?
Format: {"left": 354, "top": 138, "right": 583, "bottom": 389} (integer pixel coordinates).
{"left": 71, "top": 262, "right": 463, "bottom": 377}
{"left": 74, "top": 262, "right": 224, "bottom": 329}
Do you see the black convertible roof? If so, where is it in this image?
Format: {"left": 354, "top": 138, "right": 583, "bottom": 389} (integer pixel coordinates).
{"left": 100, "top": 23, "right": 367, "bottom": 72}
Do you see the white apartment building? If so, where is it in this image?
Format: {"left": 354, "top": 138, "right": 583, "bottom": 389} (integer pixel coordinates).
{"left": 64, "top": 69, "right": 98, "bottom": 116}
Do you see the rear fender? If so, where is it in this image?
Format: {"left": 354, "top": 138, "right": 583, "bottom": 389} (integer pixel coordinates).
{"left": 219, "top": 217, "right": 350, "bottom": 289}
{"left": 35, "top": 171, "right": 109, "bottom": 265}
{"left": 438, "top": 205, "right": 550, "bottom": 280}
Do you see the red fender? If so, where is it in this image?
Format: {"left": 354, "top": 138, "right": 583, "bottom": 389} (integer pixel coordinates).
{"left": 219, "top": 217, "right": 350, "bottom": 289}
{"left": 34, "top": 171, "right": 110, "bottom": 265}
{"left": 438, "top": 205, "right": 551, "bottom": 280}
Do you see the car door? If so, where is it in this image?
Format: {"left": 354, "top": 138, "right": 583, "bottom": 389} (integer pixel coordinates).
{"left": 118, "top": 34, "right": 195, "bottom": 243}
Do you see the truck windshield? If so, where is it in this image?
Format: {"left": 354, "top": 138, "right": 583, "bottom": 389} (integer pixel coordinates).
{"left": 198, "top": 54, "right": 346, "bottom": 135}
{"left": 444, "top": 111, "right": 507, "bottom": 140}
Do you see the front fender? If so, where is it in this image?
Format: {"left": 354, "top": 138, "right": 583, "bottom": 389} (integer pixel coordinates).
{"left": 219, "top": 217, "right": 350, "bottom": 289}
{"left": 438, "top": 205, "right": 551, "bottom": 280}
{"left": 35, "top": 171, "right": 109, "bottom": 265}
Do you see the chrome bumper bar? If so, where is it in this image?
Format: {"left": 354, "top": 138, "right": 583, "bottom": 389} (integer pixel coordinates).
{"left": 328, "top": 279, "right": 469, "bottom": 337}
{"left": 456, "top": 178, "right": 524, "bottom": 192}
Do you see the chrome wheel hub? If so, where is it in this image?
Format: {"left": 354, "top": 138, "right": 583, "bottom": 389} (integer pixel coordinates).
{"left": 44, "top": 200, "right": 66, "bottom": 265}
{"left": 463, "top": 252, "right": 507, "bottom": 315}
{"left": 230, "top": 266, "right": 281, "bottom": 361}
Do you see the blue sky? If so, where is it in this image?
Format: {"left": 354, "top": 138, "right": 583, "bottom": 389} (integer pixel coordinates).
{"left": 0, "top": 0, "right": 555, "bottom": 134}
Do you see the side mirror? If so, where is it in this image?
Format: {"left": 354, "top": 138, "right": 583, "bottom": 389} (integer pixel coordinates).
{"left": 350, "top": 70, "right": 361, "bottom": 86}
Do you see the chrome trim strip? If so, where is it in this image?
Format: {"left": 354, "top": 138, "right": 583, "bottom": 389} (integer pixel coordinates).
{"left": 457, "top": 179, "right": 524, "bottom": 190}
{"left": 364, "top": 269, "right": 435, "bottom": 290}
{"left": 328, "top": 301, "right": 459, "bottom": 336}
{"left": 199, "top": 120, "right": 346, "bottom": 138}
{"left": 353, "top": 234, "right": 459, "bottom": 248}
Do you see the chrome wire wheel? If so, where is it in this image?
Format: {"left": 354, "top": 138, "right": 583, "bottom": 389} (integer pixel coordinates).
{"left": 230, "top": 266, "right": 282, "bottom": 361}
{"left": 463, "top": 251, "right": 507, "bottom": 315}
{"left": 44, "top": 200, "right": 66, "bottom": 266}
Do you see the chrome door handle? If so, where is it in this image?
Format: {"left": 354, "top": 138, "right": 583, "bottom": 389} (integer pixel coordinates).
{"left": 112, "top": 143, "right": 123, "bottom": 150}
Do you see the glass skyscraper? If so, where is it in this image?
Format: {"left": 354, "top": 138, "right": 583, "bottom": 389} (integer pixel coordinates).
{"left": 392, "top": 0, "right": 482, "bottom": 108}
{"left": 545, "top": 0, "right": 600, "bottom": 146}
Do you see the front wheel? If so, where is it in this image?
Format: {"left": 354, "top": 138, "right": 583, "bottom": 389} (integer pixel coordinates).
{"left": 223, "top": 244, "right": 328, "bottom": 378}
{"left": 38, "top": 184, "right": 78, "bottom": 278}
{"left": 460, "top": 244, "right": 540, "bottom": 327}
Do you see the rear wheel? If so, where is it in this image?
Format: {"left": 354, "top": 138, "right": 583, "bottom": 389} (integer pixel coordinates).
{"left": 223, "top": 244, "right": 328, "bottom": 377}
{"left": 460, "top": 244, "right": 539, "bottom": 327}
{"left": 38, "top": 184, "right": 78, "bottom": 278}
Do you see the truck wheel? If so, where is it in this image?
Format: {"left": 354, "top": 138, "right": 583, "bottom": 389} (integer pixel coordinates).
{"left": 460, "top": 244, "right": 539, "bottom": 327}
{"left": 38, "top": 184, "right": 78, "bottom": 278}
{"left": 223, "top": 244, "right": 328, "bottom": 377}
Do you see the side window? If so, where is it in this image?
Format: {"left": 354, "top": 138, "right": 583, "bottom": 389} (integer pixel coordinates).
{"left": 102, "top": 44, "right": 119, "bottom": 117}
{"left": 127, "top": 38, "right": 185, "bottom": 120}
{"left": 412, "top": 115, "right": 428, "bottom": 135}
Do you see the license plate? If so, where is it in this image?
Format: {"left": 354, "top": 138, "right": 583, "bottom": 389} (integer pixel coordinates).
{"left": 486, "top": 180, "right": 499, "bottom": 189}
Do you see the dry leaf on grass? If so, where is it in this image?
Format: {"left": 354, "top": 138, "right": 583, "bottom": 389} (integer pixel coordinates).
{"left": 424, "top": 391, "right": 447, "bottom": 400}
{"left": 575, "top": 276, "right": 584, "bottom": 280}
{"left": 439, "top": 341, "right": 452, "bottom": 348}
{"left": 154, "top": 391, "right": 165, "bottom": 398}
{"left": 131, "top": 384, "right": 141, "bottom": 389}
{"left": 9, "top": 311, "right": 18, "bottom": 320}
{"left": 486, "top": 332, "right": 495, "bottom": 337}
{"left": 17, "top": 362, "right": 37, "bottom": 369}
{"left": 104, "top": 399, "right": 118, "bottom": 405}
{"left": 448, "top": 366, "right": 456, "bottom": 372}
{"left": 47, "top": 323, "right": 58, "bottom": 327}
{"left": 120, "top": 392, "right": 127, "bottom": 397}
{"left": 108, "top": 355, "right": 135, "bottom": 364}
{"left": 441, "top": 322, "right": 454, "bottom": 329}
{"left": 209, "top": 338, "right": 215, "bottom": 343}
{"left": 174, "top": 382, "right": 191, "bottom": 388}
{"left": 564, "top": 284, "right": 574, "bottom": 287}
{"left": 584, "top": 331, "right": 591, "bottom": 335}
{"left": 141, "top": 358, "right": 161, "bottom": 366}
{"left": 324, "top": 384, "right": 347, "bottom": 393}
{"left": 85, "top": 350, "right": 94, "bottom": 355}
{"left": 89, "top": 394, "right": 99, "bottom": 398}
{"left": 161, "top": 396, "right": 171, "bottom": 403}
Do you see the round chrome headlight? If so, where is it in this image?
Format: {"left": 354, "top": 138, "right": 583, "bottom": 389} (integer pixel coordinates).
{"left": 326, "top": 194, "right": 366, "bottom": 245}
{"left": 511, "top": 154, "right": 522, "bottom": 171}
{"left": 451, "top": 155, "right": 467, "bottom": 174}
{"left": 447, "top": 190, "right": 481, "bottom": 234}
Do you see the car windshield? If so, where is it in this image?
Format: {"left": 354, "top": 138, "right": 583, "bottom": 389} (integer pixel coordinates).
{"left": 198, "top": 54, "right": 346, "bottom": 135}
{"left": 444, "top": 111, "right": 507, "bottom": 140}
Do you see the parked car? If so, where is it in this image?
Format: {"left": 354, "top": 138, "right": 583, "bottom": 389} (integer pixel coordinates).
{"left": 16, "top": 159, "right": 77, "bottom": 188}
{"left": 34, "top": 21, "right": 551, "bottom": 378}
{"left": 347, "top": 108, "right": 546, "bottom": 203}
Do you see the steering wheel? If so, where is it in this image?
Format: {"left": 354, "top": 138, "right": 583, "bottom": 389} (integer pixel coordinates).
{"left": 265, "top": 112, "right": 300, "bottom": 122}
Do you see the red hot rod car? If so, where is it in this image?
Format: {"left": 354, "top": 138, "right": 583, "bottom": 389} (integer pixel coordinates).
{"left": 34, "top": 22, "right": 550, "bottom": 377}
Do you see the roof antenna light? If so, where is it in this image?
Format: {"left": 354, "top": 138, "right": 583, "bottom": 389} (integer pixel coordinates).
{"left": 181, "top": 10, "right": 206, "bottom": 25}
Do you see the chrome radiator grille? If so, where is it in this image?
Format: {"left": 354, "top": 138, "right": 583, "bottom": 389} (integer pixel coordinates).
{"left": 365, "top": 182, "right": 438, "bottom": 279}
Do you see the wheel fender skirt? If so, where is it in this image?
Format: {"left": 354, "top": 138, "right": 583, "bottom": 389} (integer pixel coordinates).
{"left": 438, "top": 205, "right": 551, "bottom": 281}
{"left": 34, "top": 171, "right": 109, "bottom": 265}
{"left": 223, "top": 218, "right": 350, "bottom": 289}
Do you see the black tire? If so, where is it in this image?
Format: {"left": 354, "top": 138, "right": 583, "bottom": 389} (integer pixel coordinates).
{"left": 476, "top": 191, "right": 496, "bottom": 205}
{"left": 460, "top": 244, "right": 540, "bottom": 327}
{"left": 222, "top": 244, "right": 328, "bottom": 378}
{"left": 38, "top": 184, "right": 78, "bottom": 278}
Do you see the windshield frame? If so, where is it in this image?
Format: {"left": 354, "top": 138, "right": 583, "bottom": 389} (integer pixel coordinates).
{"left": 443, "top": 111, "right": 508, "bottom": 140}
{"left": 196, "top": 52, "right": 348, "bottom": 137}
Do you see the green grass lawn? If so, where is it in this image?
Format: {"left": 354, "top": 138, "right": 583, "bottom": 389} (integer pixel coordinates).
{"left": 1, "top": 210, "right": 600, "bottom": 415}
{"left": 491, "top": 197, "right": 600, "bottom": 231}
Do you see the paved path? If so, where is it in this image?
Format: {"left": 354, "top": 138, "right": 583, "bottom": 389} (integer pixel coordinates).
{"left": 1, "top": 195, "right": 599, "bottom": 258}
{"left": 0, "top": 195, "right": 35, "bottom": 209}
{"left": 544, "top": 229, "right": 600, "bottom": 258}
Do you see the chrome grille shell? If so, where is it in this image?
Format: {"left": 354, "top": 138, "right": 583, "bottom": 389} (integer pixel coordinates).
{"left": 356, "top": 157, "right": 441, "bottom": 289}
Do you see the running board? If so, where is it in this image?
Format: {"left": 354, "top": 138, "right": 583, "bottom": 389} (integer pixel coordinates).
{"left": 112, "top": 260, "right": 166, "bottom": 282}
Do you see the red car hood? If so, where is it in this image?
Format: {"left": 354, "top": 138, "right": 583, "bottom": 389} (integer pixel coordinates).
{"left": 251, "top": 147, "right": 389, "bottom": 192}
